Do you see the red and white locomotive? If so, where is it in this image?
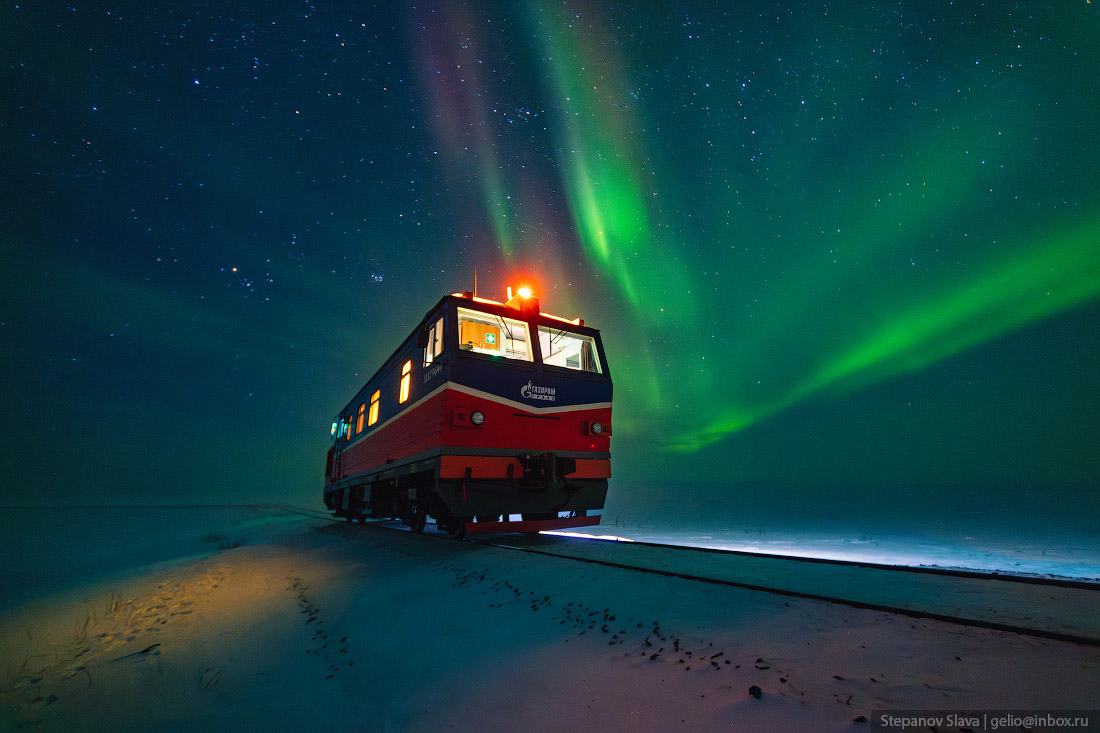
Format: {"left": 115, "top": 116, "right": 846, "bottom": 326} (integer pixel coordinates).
{"left": 323, "top": 287, "right": 612, "bottom": 538}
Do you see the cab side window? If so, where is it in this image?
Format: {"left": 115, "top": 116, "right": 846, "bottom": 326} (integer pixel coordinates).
{"left": 423, "top": 318, "right": 444, "bottom": 366}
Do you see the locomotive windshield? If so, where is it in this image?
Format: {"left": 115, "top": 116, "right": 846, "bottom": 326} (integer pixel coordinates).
{"left": 455, "top": 302, "right": 605, "bottom": 374}
{"left": 457, "top": 307, "right": 533, "bottom": 361}
{"left": 538, "top": 325, "right": 602, "bottom": 373}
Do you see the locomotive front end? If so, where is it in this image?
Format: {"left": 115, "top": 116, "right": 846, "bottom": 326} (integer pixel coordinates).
{"left": 324, "top": 285, "right": 613, "bottom": 538}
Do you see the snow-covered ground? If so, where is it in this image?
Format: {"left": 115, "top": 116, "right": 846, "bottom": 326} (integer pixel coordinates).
{"left": 1, "top": 506, "right": 1098, "bottom": 731}
{"left": 587, "top": 482, "right": 1100, "bottom": 580}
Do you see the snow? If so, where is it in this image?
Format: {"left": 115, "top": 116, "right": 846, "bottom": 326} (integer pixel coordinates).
{"left": 2, "top": 506, "right": 1098, "bottom": 731}
{"left": 0, "top": 506, "right": 302, "bottom": 613}
{"left": 508, "top": 533, "right": 1100, "bottom": 643}
{"left": 589, "top": 482, "right": 1100, "bottom": 581}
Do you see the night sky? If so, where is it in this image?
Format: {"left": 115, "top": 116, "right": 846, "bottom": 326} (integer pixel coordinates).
{"left": 3, "top": 2, "right": 1098, "bottom": 511}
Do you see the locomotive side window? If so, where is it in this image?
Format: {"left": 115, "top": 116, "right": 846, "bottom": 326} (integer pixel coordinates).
{"left": 457, "top": 307, "right": 533, "bottom": 361}
{"left": 332, "top": 418, "right": 348, "bottom": 442}
{"left": 538, "top": 326, "right": 603, "bottom": 374}
{"left": 423, "top": 317, "right": 444, "bottom": 366}
{"left": 399, "top": 361, "right": 412, "bottom": 403}
{"left": 368, "top": 389, "right": 380, "bottom": 426}
{"left": 356, "top": 403, "right": 365, "bottom": 433}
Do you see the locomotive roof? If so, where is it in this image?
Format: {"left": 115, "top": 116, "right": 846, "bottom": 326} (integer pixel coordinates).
{"left": 434, "top": 291, "right": 597, "bottom": 332}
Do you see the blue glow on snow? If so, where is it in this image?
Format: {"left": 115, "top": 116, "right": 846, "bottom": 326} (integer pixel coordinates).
{"left": 541, "top": 530, "right": 634, "bottom": 542}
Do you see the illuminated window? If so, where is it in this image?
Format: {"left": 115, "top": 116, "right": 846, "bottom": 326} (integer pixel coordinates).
{"left": 399, "top": 361, "right": 412, "bottom": 403}
{"left": 423, "top": 317, "right": 444, "bottom": 366}
{"left": 457, "top": 307, "right": 532, "bottom": 361}
{"left": 356, "top": 403, "right": 365, "bottom": 433}
{"left": 368, "top": 390, "right": 380, "bottom": 426}
{"left": 538, "top": 326, "right": 602, "bottom": 373}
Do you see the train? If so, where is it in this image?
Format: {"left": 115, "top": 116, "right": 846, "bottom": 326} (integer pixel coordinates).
{"left": 323, "top": 286, "right": 612, "bottom": 538}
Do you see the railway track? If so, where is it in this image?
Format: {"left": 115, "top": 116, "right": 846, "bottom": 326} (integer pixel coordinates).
{"left": 273, "top": 505, "right": 1100, "bottom": 647}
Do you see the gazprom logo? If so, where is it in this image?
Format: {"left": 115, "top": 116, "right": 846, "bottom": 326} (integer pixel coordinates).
{"left": 521, "top": 380, "right": 556, "bottom": 402}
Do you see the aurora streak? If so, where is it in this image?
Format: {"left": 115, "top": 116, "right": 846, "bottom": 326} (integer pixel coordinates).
{"left": 482, "top": 1, "right": 1100, "bottom": 468}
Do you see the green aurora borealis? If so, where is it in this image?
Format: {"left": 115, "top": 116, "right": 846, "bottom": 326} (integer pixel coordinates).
{"left": 2, "top": 2, "right": 1099, "bottom": 506}
{"left": 420, "top": 2, "right": 1100, "bottom": 472}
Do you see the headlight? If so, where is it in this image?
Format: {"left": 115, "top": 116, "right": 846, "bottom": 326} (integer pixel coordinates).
{"left": 471, "top": 411, "right": 485, "bottom": 426}
{"left": 590, "top": 421, "right": 603, "bottom": 434}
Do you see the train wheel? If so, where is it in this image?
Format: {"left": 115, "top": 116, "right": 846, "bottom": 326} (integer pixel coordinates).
{"left": 443, "top": 516, "right": 469, "bottom": 540}
{"left": 408, "top": 503, "right": 427, "bottom": 533}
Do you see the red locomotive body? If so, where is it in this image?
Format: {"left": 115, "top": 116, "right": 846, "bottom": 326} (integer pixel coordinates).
{"left": 324, "top": 289, "right": 612, "bottom": 538}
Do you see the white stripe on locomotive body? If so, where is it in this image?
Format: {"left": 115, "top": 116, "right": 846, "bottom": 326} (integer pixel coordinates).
{"left": 354, "top": 381, "right": 611, "bottom": 440}
{"left": 444, "top": 382, "right": 612, "bottom": 415}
